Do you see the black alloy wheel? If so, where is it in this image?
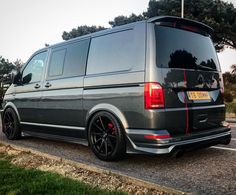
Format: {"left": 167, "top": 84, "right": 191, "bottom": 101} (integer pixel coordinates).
{"left": 88, "top": 111, "right": 126, "bottom": 161}
{"left": 2, "top": 108, "right": 21, "bottom": 140}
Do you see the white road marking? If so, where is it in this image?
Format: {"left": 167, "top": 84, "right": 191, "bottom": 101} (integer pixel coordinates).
{"left": 231, "top": 138, "right": 236, "bottom": 141}
{"left": 211, "top": 146, "right": 236, "bottom": 152}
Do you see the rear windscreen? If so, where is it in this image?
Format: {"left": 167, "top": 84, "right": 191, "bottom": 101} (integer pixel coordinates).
{"left": 155, "top": 25, "right": 220, "bottom": 71}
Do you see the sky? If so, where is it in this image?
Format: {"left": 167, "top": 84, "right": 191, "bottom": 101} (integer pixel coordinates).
{"left": 0, "top": 0, "right": 235, "bottom": 73}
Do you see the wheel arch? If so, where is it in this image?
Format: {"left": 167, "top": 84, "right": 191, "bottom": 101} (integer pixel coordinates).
{"left": 85, "top": 103, "right": 128, "bottom": 132}
{"left": 2, "top": 102, "right": 21, "bottom": 122}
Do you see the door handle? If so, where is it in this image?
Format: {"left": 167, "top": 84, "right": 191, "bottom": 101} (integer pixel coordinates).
{"left": 45, "top": 82, "right": 52, "bottom": 88}
{"left": 34, "top": 84, "right": 41, "bottom": 89}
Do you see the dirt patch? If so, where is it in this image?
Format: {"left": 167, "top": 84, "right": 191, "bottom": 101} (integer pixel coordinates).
{"left": 0, "top": 144, "right": 185, "bottom": 195}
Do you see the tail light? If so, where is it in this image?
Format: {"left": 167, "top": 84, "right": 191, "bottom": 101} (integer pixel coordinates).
{"left": 144, "top": 134, "right": 170, "bottom": 139}
{"left": 144, "top": 82, "right": 164, "bottom": 109}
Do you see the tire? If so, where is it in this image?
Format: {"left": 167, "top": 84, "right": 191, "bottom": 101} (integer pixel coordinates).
{"left": 88, "top": 111, "right": 126, "bottom": 161}
{"left": 2, "top": 108, "right": 21, "bottom": 140}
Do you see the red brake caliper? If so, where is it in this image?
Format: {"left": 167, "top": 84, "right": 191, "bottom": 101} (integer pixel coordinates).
{"left": 108, "top": 123, "right": 117, "bottom": 135}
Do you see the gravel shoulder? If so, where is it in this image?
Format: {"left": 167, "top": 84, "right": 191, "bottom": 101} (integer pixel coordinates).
{"left": 0, "top": 142, "right": 185, "bottom": 195}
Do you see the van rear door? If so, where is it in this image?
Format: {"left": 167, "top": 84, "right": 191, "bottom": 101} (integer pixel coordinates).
{"left": 153, "top": 18, "right": 225, "bottom": 137}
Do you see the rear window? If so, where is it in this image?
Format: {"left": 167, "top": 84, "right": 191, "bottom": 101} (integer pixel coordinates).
{"left": 155, "top": 25, "right": 220, "bottom": 71}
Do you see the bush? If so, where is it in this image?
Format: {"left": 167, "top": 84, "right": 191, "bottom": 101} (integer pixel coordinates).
{"left": 233, "top": 105, "right": 236, "bottom": 115}
{"left": 224, "top": 91, "right": 234, "bottom": 102}
{"left": 226, "top": 102, "right": 236, "bottom": 113}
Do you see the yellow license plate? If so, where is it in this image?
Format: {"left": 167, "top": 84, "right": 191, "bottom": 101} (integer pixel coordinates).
{"left": 187, "top": 91, "right": 211, "bottom": 100}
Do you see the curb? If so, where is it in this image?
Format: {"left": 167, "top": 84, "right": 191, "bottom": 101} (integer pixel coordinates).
{"left": 0, "top": 141, "right": 188, "bottom": 195}
{"left": 226, "top": 118, "right": 236, "bottom": 123}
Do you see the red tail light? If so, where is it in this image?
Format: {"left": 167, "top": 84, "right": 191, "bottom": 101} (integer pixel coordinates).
{"left": 144, "top": 82, "right": 164, "bottom": 109}
{"left": 144, "top": 134, "right": 170, "bottom": 139}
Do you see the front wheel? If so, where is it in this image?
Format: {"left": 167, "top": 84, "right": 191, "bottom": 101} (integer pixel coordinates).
{"left": 88, "top": 111, "right": 126, "bottom": 161}
{"left": 2, "top": 108, "right": 21, "bottom": 140}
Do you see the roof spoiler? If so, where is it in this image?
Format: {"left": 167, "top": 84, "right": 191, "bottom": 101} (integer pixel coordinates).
{"left": 147, "top": 16, "right": 214, "bottom": 36}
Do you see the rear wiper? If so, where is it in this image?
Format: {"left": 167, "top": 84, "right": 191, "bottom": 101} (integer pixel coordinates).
{"left": 195, "top": 64, "right": 215, "bottom": 71}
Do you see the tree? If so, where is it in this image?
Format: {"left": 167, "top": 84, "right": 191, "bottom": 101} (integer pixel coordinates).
{"left": 0, "top": 56, "right": 15, "bottom": 76}
{"left": 62, "top": 25, "right": 107, "bottom": 40}
{"left": 0, "top": 56, "right": 23, "bottom": 84}
{"left": 109, "top": 14, "right": 144, "bottom": 27}
{"left": 223, "top": 65, "right": 236, "bottom": 114}
{"left": 0, "top": 56, "right": 17, "bottom": 101}
{"left": 223, "top": 65, "right": 236, "bottom": 101}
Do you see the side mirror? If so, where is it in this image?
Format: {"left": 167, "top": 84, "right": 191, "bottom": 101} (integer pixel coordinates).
{"left": 12, "top": 71, "right": 22, "bottom": 85}
{"left": 22, "top": 73, "right": 32, "bottom": 84}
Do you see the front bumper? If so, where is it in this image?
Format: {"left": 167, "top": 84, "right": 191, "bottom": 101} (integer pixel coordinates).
{"left": 125, "top": 126, "right": 231, "bottom": 154}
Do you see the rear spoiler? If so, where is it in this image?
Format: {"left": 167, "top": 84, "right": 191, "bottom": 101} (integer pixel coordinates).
{"left": 148, "top": 16, "right": 214, "bottom": 36}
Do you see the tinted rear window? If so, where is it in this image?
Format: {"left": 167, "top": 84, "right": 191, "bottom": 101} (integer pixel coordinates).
{"left": 155, "top": 25, "right": 220, "bottom": 71}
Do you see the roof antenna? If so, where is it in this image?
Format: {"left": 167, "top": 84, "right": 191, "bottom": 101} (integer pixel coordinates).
{"left": 45, "top": 43, "right": 49, "bottom": 47}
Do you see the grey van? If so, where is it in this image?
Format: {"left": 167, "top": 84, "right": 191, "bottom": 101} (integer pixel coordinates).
{"left": 1, "top": 16, "right": 231, "bottom": 161}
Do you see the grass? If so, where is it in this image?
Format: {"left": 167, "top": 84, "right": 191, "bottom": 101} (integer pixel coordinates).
{"left": 0, "top": 154, "right": 125, "bottom": 195}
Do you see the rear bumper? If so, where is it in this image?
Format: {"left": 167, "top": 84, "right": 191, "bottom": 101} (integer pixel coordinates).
{"left": 125, "top": 126, "right": 231, "bottom": 154}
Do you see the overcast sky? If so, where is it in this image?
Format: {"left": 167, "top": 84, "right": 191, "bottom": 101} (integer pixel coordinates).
{"left": 0, "top": 0, "right": 235, "bottom": 72}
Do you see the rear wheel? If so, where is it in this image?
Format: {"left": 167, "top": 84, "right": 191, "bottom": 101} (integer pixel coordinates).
{"left": 2, "top": 108, "right": 21, "bottom": 140}
{"left": 88, "top": 111, "right": 126, "bottom": 161}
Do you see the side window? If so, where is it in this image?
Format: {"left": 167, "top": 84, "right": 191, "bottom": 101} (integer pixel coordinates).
{"left": 64, "top": 39, "right": 90, "bottom": 77}
{"left": 47, "top": 39, "right": 90, "bottom": 79}
{"left": 49, "top": 49, "right": 66, "bottom": 77}
{"left": 22, "top": 52, "right": 47, "bottom": 84}
{"left": 86, "top": 30, "right": 134, "bottom": 75}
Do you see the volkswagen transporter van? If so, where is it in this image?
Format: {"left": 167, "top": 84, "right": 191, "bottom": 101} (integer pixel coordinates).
{"left": 1, "top": 16, "right": 231, "bottom": 161}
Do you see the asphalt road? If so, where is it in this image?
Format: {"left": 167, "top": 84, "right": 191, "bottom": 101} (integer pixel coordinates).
{"left": 0, "top": 123, "right": 236, "bottom": 195}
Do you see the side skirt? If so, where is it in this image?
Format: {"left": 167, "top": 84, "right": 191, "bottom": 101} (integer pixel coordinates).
{"left": 20, "top": 122, "right": 88, "bottom": 146}
{"left": 22, "top": 130, "right": 88, "bottom": 146}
